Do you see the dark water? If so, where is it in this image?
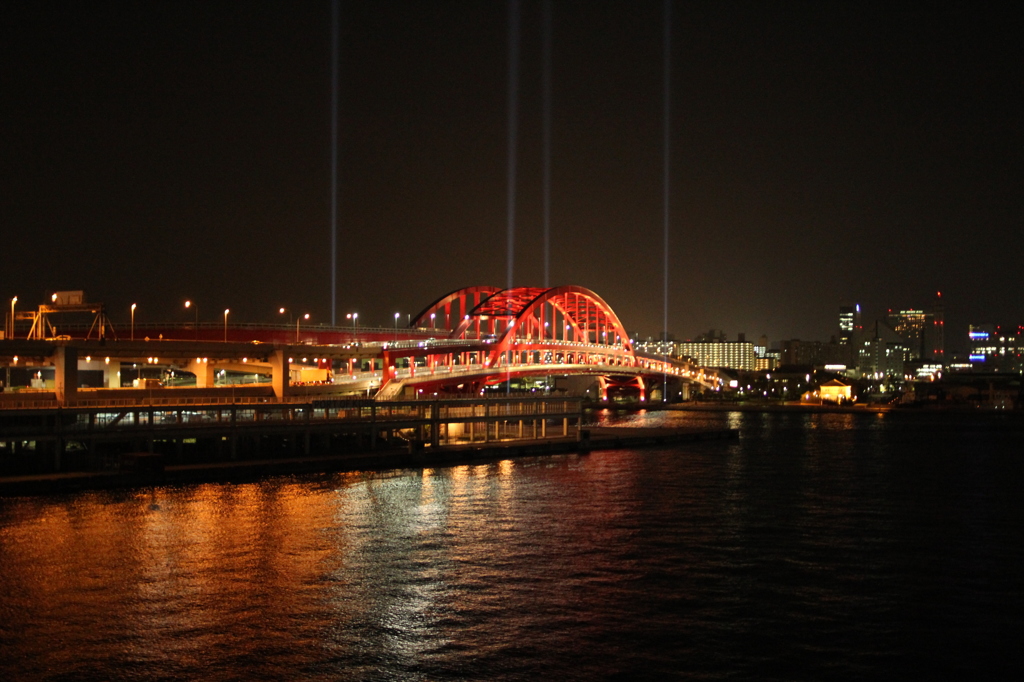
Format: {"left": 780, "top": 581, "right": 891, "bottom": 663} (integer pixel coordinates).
{"left": 2, "top": 409, "right": 1023, "bottom": 680}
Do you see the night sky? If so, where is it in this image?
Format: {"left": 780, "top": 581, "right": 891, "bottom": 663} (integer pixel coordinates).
{"left": 3, "top": 1, "right": 1021, "bottom": 351}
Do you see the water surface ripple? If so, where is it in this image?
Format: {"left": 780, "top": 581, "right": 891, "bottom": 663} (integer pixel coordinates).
{"left": 2, "top": 410, "right": 1022, "bottom": 680}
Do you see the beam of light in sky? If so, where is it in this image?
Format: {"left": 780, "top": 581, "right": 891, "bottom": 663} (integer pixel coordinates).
{"left": 330, "top": 0, "right": 339, "bottom": 326}
{"left": 507, "top": 0, "right": 520, "bottom": 294}
{"left": 542, "top": 0, "right": 552, "bottom": 289}
{"left": 663, "top": 0, "right": 671, "bottom": 400}
{"left": 663, "top": 0, "right": 671, "bottom": 343}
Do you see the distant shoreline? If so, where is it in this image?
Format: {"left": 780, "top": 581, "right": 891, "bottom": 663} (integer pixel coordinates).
{"left": 664, "top": 402, "right": 1022, "bottom": 414}
{"left": 583, "top": 401, "right": 1021, "bottom": 415}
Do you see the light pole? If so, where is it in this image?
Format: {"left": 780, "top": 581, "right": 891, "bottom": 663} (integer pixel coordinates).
{"left": 430, "top": 313, "right": 435, "bottom": 331}
{"left": 9, "top": 296, "right": 16, "bottom": 339}
{"left": 296, "top": 313, "right": 309, "bottom": 343}
{"left": 394, "top": 312, "right": 399, "bottom": 341}
{"left": 131, "top": 303, "right": 136, "bottom": 341}
{"left": 185, "top": 300, "right": 197, "bottom": 340}
{"left": 223, "top": 309, "right": 230, "bottom": 342}
{"left": 347, "top": 312, "right": 358, "bottom": 339}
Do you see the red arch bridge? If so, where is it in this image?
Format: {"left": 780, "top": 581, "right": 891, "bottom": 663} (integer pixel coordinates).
{"left": 1, "top": 286, "right": 720, "bottom": 405}
{"left": 371, "top": 285, "right": 718, "bottom": 401}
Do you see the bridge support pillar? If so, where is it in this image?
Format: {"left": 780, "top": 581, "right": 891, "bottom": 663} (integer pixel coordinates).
{"left": 54, "top": 346, "right": 77, "bottom": 407}
{"left": 104, "top": 360, "right": 120, "bottom": 388}
{"left": 188, "top": 359, "right": 215, "bottom": 388}
{"left": 270, "top": 350, "right": 289, "bottom": 400}
{"left": 430, "top": 402, "right": 440, "bottom": 448}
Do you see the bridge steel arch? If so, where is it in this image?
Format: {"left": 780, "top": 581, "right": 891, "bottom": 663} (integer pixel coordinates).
{"left": 410, "top": 286, "right": 502, "bottom": 338}
{"left": 385, "top": 285, "right": 677, "bottom": 399}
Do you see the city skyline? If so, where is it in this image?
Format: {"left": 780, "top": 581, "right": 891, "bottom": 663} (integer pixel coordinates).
{"left": 3, "top": 2, "right": 1021, "bottom": 344}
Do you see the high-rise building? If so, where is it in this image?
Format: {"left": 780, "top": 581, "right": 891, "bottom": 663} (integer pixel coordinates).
{"left": 839, "top": 304, "right": 861, "bottom": 345}
{"left": 858, "top": 320, "right": 907, "bottom": 382}
{"left": 930, "top": 291, "right": 945, "bottom": 360}
{"left": 887, "top": 309, "right": 929, "bottom": 360}
{"left": 839, "top": 303, "right": 862, "bottom": 366}
{"left": 884, "top": 292, "right": 945, "bottom": 362}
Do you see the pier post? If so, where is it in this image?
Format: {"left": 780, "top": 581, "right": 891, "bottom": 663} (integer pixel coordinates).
{"left": 270, "top": 349, "right": 289, "bottom": 400}
{"left": 53, "top": 346, "right": 78, "bottom": 407}
{"left": 430, "top": 400, "right": 440, "bottom": 447}
{"left": 54, "top": 410, "right": 64, "bottom": 472}
{"left": 304, "top": 406, "right": 311, "bottom": 455}
{"left": 230, "top": 407, "right": 237, "bottom": 459}
{"left": 370, "top": 402, "right": 377, "bottom": 449}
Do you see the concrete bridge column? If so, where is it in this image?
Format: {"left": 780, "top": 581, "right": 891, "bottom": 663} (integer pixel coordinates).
{"left": 53, "top": 346, "right": 77, "bottom": 406}
{"left": 270, "top": 350, "right": 289, "bottom": 400}
{"left": 188, "top": 358, "right": 215, "bottom": 388}
{"left": 104, "top": 360, "right": 120, "bottom": 388}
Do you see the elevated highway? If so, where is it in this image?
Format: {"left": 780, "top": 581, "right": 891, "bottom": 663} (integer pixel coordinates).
{"left": 1, "top": 285, "right": 720, "bottom": 408}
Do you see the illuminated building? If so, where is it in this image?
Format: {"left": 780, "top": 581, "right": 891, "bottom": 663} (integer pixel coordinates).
{"left": 967, "top": 324, "right": 1024, "bottom": 372}
{"left": 839, "top": 304, "right": 861, "bottom": 344}
{"left": 839, "top": 303, "right": 862, "bottom": 365}
{"left": 884, "top": 292, "right": 945, "bottom": 362}
{"left": 754, "top": 334, "right": 778, "bottom": 370}
{"left": 819, "top": 379, "right": 852, "bottom": 403}
{"left": 677, "top": 340, "right": 755, "bottom": 370}
{"left": 633, "top": 338, "right": 677, "bottom": 357}
{"left": 887, "top": 308, "right": 929, "bottom": 360}
{"left": 857, "top": 321, "right": 907, "bottom": 383}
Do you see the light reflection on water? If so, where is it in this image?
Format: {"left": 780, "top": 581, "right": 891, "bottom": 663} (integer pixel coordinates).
{"left": 2, "top": 410, "right": 1023, "bottom": 680}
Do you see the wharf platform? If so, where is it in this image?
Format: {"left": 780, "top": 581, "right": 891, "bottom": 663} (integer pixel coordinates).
{"left": 0, "top": 425, "right": 737, "bottom": 496}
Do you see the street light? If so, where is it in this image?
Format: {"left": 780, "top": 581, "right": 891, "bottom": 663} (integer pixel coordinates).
{"left": 185, "top": 300, "right": 198, "bottom": 340}
{"left": 9, "top": 296, "right": 16, "bottom": 339}
{"left": 430, "top": 313, "right": 435, "bottom": 330}
{"left": 296, "top": 313, "right": 309, "bottom": 343}
{"left": 346, "top": 312, "right": 358, "bottom": 338}
{"left": 223, "top": 309, "right": 230, "bottom": 342}
{"left": 394, "top": 312, "right": 399, "bottom": 341}
{"left": 131, "top": 303, "right": 137, "bottom": 340}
